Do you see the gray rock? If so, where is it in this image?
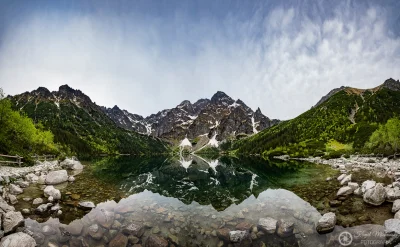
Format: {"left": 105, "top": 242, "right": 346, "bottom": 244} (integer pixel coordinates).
{"left": 348, "top": 182, "right": 359, "bottom": 191}
{"left": 2, "top": 211, "right": 24, "bottom": 233}
{"left": 257, "top": 217, "right": 277, "bottom": 234}
{"left": 229, "top": 230, "right": 247, "bottom": 242}
{"left": 45, "top": 170, "right": 68, "bottom": 185}
{"left": 363, "top": 183, "right": 386, "bottom": 206}
{"left": 340, "top": 174, "right": 352, "bottom": 185}
{"left": 21, "top": 209, "right": 30, "bottom": 214}
{"left": 122, "top": 223, "right": 144, "bottom": 237}
{"left": 15, "top": 180, "right": 29, "bottom": 188}
{"left": 78, "top": 201, "right": 95, "bottom": 209}
{"left": 0, "top": 232, "right": 36, "bottom": 247}
{"left": 316, "top": 212, "right": 336, "bottom": 233}
{"left": 68, "top": 176, "right": 75, "bottom": 182}
{"left": 276, "top": 219, "right": 294, "bottom": 237}
{"left": 354, "top": 187, "right": 362, "bottom": 196}
{"left": 144, "top": 235, "right": 168, "bottom": 247}
{"left": 25, "top": 173, "right": 39, "bottom": 183}
{"left": 393, "top": 200, "right": 400, "bottom": 213}
{"left": 32, "top": 198, "right": 44, "bottom": 205}
{"left": 43, "top": 186, "right": 61, "bottom": 200}
{"left": 384, "top": 219, "right": 400, "bottom": 247}
{"left": 65, "top": 219, "right": 84, "bottom": 236}
{"left": 8, "top": 195, "right": 18, "bottom": 205}
{"left": 362, "top": 180, "right": 376, "bottom": 194}
{"left": 35, "top": 203, "right": 53, "bottom": 214}
{"left": 8, "top": 184, "right": 23, "bottom": 195}
{"left": 60, "top": 158, "right": 83, "bottom": 170}
{"left": 337, "top": 186, "right": 353, "bottom": 196}
{"left": 41, "top": 225, "right": 56, "bottom": 235}
{"left": 386, "top": 187, "right": 400, "bottom": 202}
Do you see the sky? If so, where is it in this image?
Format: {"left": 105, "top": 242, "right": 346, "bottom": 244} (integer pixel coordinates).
{"left": 0, "top": 0, "right": 399, "bottom": 120}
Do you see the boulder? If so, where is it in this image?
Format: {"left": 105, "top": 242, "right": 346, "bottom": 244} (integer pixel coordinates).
{"left": 78, "top": 201, "right": 95, "bottom": 210}
{"left": 316, "top": 212, "right": 336, "bottom": 233}
{"left": 35, "top": 203, "right": 53, "bottom": 214}
{"left": 88, "top": 223, "right": 105, "bottom": 240}
{"left": 60, "top": 158, "right": 83, "bottom": 170}
{"left": 340, "top": 174, "right": 352, "bottom": 185}
{"left": 337, "top": 174, "right": 346, "bottom": 181}
{"left": 348, "top": 182, "right": 359, "bottom": 191}
{"left": 216, "top": 228, "right": 230, "bottom": 242}
{"left": 109, "top": 233, "right": 128, "bottom": 247}
{"left": 0, "top": 232, "right": 36, "bottom": 247}
{"left": 68, "top": 176, "right": 75, "bottom": 182}
{"left": 15, "top": 181, "right": 29, "bottom": 188}
{"left": 257, "top": 217, "right": 277, "bottom": 234}
{"left": 337, "top": 186, "right": 353, "bottom": 196}
{"left": 37, "top": 175, "right": 46, "bottom": 185}
{"left": 364, "top": 183, "right": 386, "bottom": 206}
{"left": 362, "top": 180, "right": 376, "bottom": 194}
{"left": 45, "top": 170, "right": 68, "bottom": 185}
{"left": 229, "top": 230, "right": 247, "bottom": 242}
{"left": 393, "top": 200, "right": 400, "bottom": 213}
{"left": 65, "top": 220, "right": 84, "bottom": 236}
{"left": 276, "top": 219, "right": 294, "bottom": 237}
{"left": 144, "top": 235, "right": 168, "bottom": 247}
{"left": 25, "top": 173, "right": 39, "bottom": 183}
{"left": 384, "top": 219, "right": 400, "bottom": 247}
{"left": 386, "top": 187, "right": 400, "bottom": 202}
{"left": 354, "top": 188, "right": 362, "bottom": 196}
{"left": 43, "top": 186, "right": 61, "bottom": 200}
{"left": 8, "top": 184, "right": 23, "bottom": 195}
{"left": 8, "top": 195, "right": 17, "bottom": 205}
{"left": 32, "top": 198, "right": 44, "bottom": 205}
{"left": 122, "top": 223, "right": 144, "bottom": 237}
{"left": 2, "top": 211, "right": 24, "bottom": 233}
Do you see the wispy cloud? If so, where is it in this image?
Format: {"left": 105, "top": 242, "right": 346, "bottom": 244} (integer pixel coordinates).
{"left": 0, "top": 1, "right": 399, "bottom": 119}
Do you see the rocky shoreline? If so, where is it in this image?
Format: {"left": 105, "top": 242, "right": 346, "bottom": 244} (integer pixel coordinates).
{"left": 0, "top": 158, "right": 85, "bottom": 246}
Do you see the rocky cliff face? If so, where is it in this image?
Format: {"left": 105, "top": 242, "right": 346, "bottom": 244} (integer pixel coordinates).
{"left": 102, "top": 91, "right": 279, "bottom": 146}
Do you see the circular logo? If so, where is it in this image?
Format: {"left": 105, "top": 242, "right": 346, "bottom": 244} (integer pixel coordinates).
{"left": 338, "top": 231, "right": 353, "bottom": 246}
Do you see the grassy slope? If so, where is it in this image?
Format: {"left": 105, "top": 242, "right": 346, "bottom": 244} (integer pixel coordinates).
{"left": 232, "top": 87, "right": 400, "bottom": 156}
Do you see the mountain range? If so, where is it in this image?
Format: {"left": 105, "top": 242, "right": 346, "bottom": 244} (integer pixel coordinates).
{"left": 8, "top": 85, "right": 278, "bottom": 154}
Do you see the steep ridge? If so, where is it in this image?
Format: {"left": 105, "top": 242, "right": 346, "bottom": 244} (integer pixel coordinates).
{"left": 233, "top": 78, "right": 400, "bottom": 156}
{"left": 102, "top": 91, "right": 279, "bottom": 148}
{"left": 8, "top": 85, "right": 168, "bottom": 156}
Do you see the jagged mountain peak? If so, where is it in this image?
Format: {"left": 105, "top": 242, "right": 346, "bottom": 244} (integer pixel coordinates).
{"left": 177, "top": 100, "right": 191, "bottom": 108}
{"left": 255, "top": 107, "right": 262, "bottom": 114}
{"left": 210, "top": 91, "right": 234, "bottom": 105}
{"left": 112, "top": 105, "right": 121, "bottom": 111}
{"left": 59, "top": 84, "right": 76, "bottom": 93}
{"left": 382, "top": 78, "right": 400, "bottom": 91}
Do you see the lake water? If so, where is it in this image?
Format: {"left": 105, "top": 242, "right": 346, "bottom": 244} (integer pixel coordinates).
{"left": 16, "top": 155, "right": 390, "bottom": 246}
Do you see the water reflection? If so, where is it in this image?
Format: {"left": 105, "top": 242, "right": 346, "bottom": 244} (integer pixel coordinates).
{"left": 91, "top": 155, "right": 332, "bottom": 211}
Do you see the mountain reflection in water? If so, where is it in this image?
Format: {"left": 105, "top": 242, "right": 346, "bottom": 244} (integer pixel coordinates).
{"left": 90, "top": 155, "right": 331, "bottom": 211}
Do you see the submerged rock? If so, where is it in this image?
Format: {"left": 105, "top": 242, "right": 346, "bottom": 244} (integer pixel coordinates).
{"left": 257, "top": 217, "right": 277, "bottom": 234}
{"left": 229, "top": 230, "right": 247, "bottom": 242}
{"left": 109, "top": 233, "right": 128, "bottom": 247}
{"left": 122, "top": 223, "right": 144, "bottom": 237}
{"left": 0, "top": 232, "right": 36, "bottom": 247}
{"left": 45, "top": 170, "right": 68, "bottom": 185}
{"left": 316, "top": 212, "right": 336, "bottom": 234}
{"left": 363, "top": 183, "right": 386, "bottom": 206}
{"left": 145, "top": 235, "right": 168, "bottom": 247}
{"left": 35, "top": 203, "right": 53, "bottom": 214}
{"left": 276, "top": 219, "right": 294, "bottom": 237}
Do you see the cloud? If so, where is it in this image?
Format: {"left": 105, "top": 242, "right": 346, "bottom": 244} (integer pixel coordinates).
{"left": 0, "top": 1, "right": 399, "bottom": 120}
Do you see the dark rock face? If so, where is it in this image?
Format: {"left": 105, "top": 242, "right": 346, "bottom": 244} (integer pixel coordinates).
{"left": 103, "top": 91, "right": 279, "bottom": 142}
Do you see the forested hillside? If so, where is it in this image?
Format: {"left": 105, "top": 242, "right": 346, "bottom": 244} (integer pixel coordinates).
{"left": 231, "top": 78, "right": 400, "bottom": 158}
{"left": 0, "top": 88, "right": 59, "bottom": 162}
{"left": 8, "top": 86, "right": 168, "bottom": 157}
